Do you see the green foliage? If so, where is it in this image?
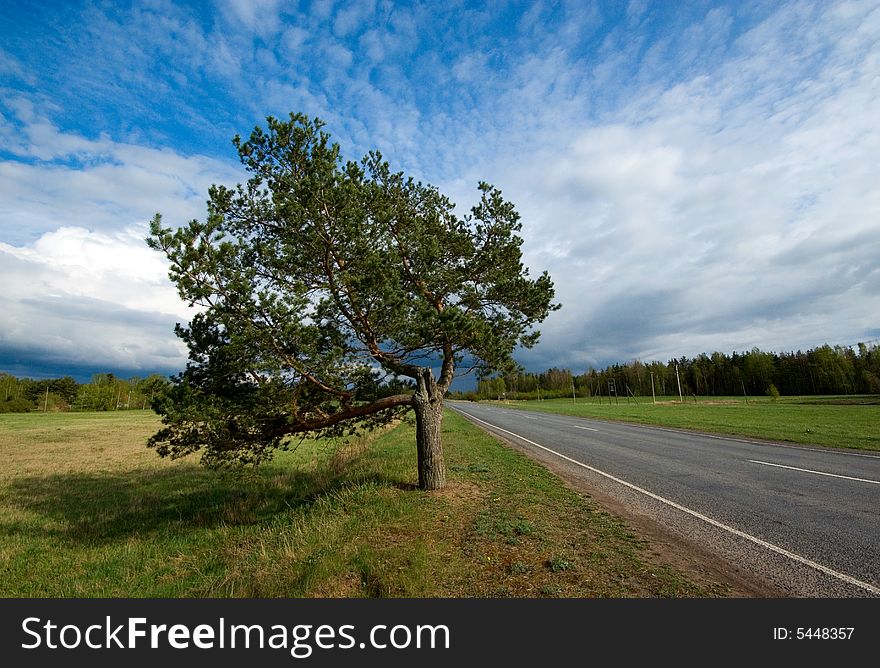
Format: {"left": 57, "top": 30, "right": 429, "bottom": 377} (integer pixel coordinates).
{"left": 1, "top": 374, "right": 81, "bottom": 412}
{"left": 74, "top": 374, "right": 169, "bottom": 411}
{"left": 0, "top": 373, "right": 171, "bottom": 413}
{"left": 464, "top": 341, "right": 880, "bottom": 401}
{"left": 547, "top": 556, "right": 573, "bottom": 572}
{"left": 147, "top": 112, "right": 557, "bottom": 469}
{"left": 0, "top": 397, "right": 32, "bottom": 413}
{"left": 477, "top": 375, "right": 507, "bottom": 399}
{"left": 22, "top": 377, "right": 79, "bottom": 409}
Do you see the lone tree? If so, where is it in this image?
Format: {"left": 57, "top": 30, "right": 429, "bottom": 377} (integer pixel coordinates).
{"left": 147, "top": 113, "right": 557, "bottom": 490}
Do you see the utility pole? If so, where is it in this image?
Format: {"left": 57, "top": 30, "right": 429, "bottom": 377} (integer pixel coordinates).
{"left": 675, "top": 364, "right": 683, "bottom": 403}
{"left": 44, "top": 386, "right": 49, "bottom": 412}
{"left": 571, "top": 379, "right": 577, "bottom": 403}
{"left": 650, "top": 372, "right": 656, "bottom": 405}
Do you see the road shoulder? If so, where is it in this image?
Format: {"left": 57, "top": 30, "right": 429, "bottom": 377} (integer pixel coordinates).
{"left": 458, "top": 411, "right": 787, "bottom": 597}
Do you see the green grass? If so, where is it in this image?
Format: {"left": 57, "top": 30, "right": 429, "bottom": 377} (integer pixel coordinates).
{"left": 0, "top": 410, "right": 725, "bottom": 598}
{"left": 482, "top": 395, "right": 880, "bottom": 451}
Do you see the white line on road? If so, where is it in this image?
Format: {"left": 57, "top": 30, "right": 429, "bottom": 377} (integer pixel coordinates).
{"left": 574, "top": 425, "right": 599, "bottom": 432}
{"left": 457, "top": 402, "right": 880, "bottom": 460}
{"left": 454, "top": 408, "right": 880, "bottom": 597}
{"left": 749, "top": 460, "right": 880, "bottom": 485}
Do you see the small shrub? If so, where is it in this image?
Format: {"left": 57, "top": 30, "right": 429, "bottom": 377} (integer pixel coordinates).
{"left": 539, "top": 584, "right": 561, "bottom": 596}
{"left": 547, "top": 556, "right": 572, "bottom": 572}
{"left": 508, "top": 562, "right": 530, "bottom": 575}
{"left": 0, "top": 398, "right": 33, "bottom": 413}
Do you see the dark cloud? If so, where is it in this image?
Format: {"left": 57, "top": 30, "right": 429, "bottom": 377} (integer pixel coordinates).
{"left": 0, "top": 347, "right": 179, "bottom": 383}
{"left": 19, "top": 295, "right": 180, "bottom": 334}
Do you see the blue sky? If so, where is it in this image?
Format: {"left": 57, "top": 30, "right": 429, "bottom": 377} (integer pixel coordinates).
{"left": 1, "top": 0, "right": 879, "bottom": 383}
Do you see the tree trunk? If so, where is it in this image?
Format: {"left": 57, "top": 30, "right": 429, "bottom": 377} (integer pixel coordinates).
{"left": 412, "top": 368, "right": 446, "bottom": 490}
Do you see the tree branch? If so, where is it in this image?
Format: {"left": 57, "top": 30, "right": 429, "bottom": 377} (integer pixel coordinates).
{"left": 286, "top": 393, "right": 413, "bottom": 434}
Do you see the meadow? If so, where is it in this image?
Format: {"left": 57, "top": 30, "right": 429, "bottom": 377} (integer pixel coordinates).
{"left": 486, "top": 395, "right": 880, "bottom": 452}
{"left": 0, "top": 410, "right": 724, "bottom": 598}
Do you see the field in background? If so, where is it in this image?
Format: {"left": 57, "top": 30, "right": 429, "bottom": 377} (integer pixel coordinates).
{"left": 0, "top": 411, "right": 723, "bottom": 598}
{"left": 483, "top": 395, "right": 880, "bottom": 451}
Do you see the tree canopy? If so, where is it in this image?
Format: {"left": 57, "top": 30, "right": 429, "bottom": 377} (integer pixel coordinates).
{"left": 147, "top": 113, "right": 557, "bottom": 489}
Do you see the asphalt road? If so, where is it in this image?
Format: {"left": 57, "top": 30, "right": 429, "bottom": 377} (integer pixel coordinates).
{"left": 449, "top": 401, "right": 880, "bottom": 597}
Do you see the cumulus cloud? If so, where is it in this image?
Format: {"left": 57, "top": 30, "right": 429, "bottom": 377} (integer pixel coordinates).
{"left": 0, "top": 226, "right": 192, "bottom": 374}
{"left": 491, "top": 0, "right": 880, "bottom": 369}
{"left": 0, "top": 103, "right": 235, "bottom": 377}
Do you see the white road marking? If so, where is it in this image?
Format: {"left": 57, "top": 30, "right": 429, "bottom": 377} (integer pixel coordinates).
{"left": 574, "top": 425, "right": 599, "bottom": 432}
{"left": 749, "top": 460, "right": 880, "bottom": 485}
{"left": 459, "top": 402, "right": 880, "bottom": 460}
{"left": 455, "top": 408, "right": 880, "bottom": 597}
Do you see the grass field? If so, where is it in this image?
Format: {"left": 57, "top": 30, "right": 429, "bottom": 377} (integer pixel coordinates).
{"left": 484, "top": 395, "right": 880, "bottom": 451}
{"left": 0, "top": 410, "right": 724, "bottom": 598}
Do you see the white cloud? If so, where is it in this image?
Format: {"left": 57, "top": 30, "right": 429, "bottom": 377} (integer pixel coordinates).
{"left": 282, "top": 26, "right": 310, "bottom": 55}
{"left": 1, "top": 226, "right": 186, "bottom": 315}
{"left": 481, "top": 0, "right": 880, "bottom": 369}
{"left": 217, "top": 0, "right": 283, "bottom": 36}
{"left": 333, "top": 0, "right": 375, "bottom": 38}
{"left": 0, "top": 226, "right": 193, "bottom": 372}
{"left": 0, "top": 98, "right": 243, "bottom": 244}
{"left": 0, "top": 102, "right": 240, "bottom": 375}
{"left": 0, "top": 47, "right": 36, "bottom": 85}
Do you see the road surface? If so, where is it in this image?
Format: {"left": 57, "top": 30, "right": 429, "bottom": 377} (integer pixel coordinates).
{"left": 449, "top": 401, "right": 880, "bottom": 597}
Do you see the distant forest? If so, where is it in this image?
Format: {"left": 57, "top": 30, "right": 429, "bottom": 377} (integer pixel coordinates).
{"left": 465, "top": 342, "right": 880, "bottom": 401}
{"left": 0, "top": 373, "right": 169, "bottom": 413}
{"left": 0, "top": 369, "right": 412, "bottom": 414}
{"left": 3, "top": 341, "right": 879, "bottom": 413}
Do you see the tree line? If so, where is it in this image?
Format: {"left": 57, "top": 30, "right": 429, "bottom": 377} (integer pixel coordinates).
{"left": 0, "top": 373, "right": 170, "bottom": 413}
{"left": 463, "top": 342, "right": 880, "bottom": 401}
{"left": 5, "top": 341, "right": 877, "bottom": 413}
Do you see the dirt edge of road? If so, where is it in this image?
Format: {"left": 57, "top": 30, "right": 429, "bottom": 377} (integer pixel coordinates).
{"left": 478, "top": 424, "right": 788, "bottom": 598}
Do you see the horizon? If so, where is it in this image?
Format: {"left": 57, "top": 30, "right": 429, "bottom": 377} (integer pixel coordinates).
{"left": 4, "top": 338, "right": 878, "bottom": 388}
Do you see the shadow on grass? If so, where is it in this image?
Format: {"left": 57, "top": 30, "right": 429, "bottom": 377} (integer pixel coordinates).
{"left": 2, "top": 463, "right": 402, "bottom": 545}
